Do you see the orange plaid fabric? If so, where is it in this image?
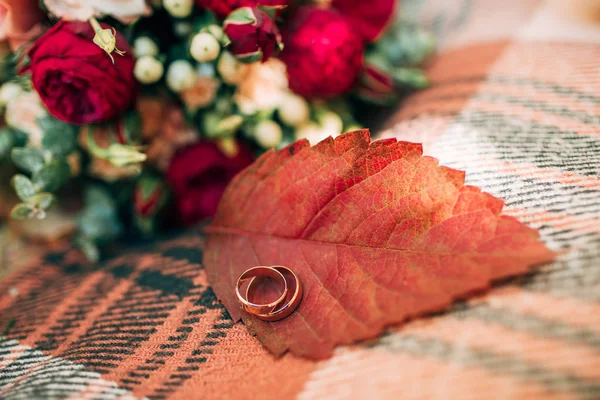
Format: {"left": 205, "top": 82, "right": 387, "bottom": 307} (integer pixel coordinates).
{"left": 1, "top": 1, "right": 600, "bottom": 398}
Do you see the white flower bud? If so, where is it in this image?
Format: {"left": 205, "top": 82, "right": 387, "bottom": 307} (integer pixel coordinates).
{"left": 320, "top": 111, "right": 343, "bottom": 136}
{"left": 166, "top": 59, "right": 196, "bottom": 92}
{"left": 163, "top": 0, "right": 193, "bottom": 18}
{"left": 134, "top": 37, "right": 159, "bottom": 57}
{"left": 106, "top": 144, "right": 147, "bottom": 167}
{"left": 0, "top": 82, "right": 23, "bottom": 107}
{"left": 134, "top": 56, "right": 164, "bottom": 84}
{"left": 278, "top": 93, "right": 310, "bottom": 127}
{"left": 190, "top": 32, "right": 220, "bottom": 63}
{"left": 217, "top": 51, "right": 246, "bottom": 85}
{"left": 255, "top": 120, "right": 283, "bottom": 149}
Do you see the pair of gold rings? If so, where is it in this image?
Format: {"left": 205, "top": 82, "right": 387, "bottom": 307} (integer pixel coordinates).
{"left": 236, "top": 266, "right": 302, "bottom": 321}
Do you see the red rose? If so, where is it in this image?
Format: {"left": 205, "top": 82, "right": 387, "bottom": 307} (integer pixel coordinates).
{"left": 167, "top": 141, "right": 253, "bottom": 225}
{"left": 224, "top": 7, "right": 282, "bottom": 63}
{"left": 24, "top": 21, "right": 136, "bottom": 124}
{"left": 332, "top": 0, "right": 396, "bottom": 42}
{"left": 196, "top": 0, "right": 288, "bottom": 19}
{"left": 280, "top": 7, "right": 364, "bottom": 99}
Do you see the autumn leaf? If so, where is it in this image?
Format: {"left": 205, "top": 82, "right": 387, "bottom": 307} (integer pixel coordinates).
{"left": 204, "top": 130, "right": 555, "bottom": 359}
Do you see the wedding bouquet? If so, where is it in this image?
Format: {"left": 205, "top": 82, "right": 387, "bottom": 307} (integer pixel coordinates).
{"left": 0, "top": 0, "right": 434, "bottom": 261}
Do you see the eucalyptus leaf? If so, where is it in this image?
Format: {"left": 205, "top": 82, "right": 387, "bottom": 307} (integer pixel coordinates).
{"left": 11, "top": 147, "right": 46, "bottom": 174}
{"left": 74, "top": 236, "right": 100, "bottom": 263}
{"left": 393, "top": 67, "right": 428, "bottom": 89}
{"left": 29, "top": 192, "right": 55, "bottom": 210}
{"left": 0, "top": 128, "right": 16, "bottom": 160}
{"left": 85, "top": 185, "right": 117, "bottom": 210}
{"left": 78, "top": 185, "right": 123, "bottom": 244}
{"left": 38, "top": 116, "right": 78, "bottom": 157}
{"left": 11, "top": 174, "right": 36, "bottom": 202}
{"left": 10, "top": 203, "right": 34, "bottom": 220}
{"left": 32, "top": 160, "right": 70, "bottom": 192}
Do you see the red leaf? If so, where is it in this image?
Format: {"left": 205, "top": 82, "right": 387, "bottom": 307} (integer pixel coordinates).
{"left": 205, "top": 130, "right": 555, "bottom": 359}
{"left": 332, "top": 0, "right": 397, "bottom": 42}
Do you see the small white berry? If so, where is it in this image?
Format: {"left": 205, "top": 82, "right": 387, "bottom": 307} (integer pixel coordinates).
{"left": 320, "top": 111, "right": 343, "bottom": 136}
{"left": 278, "top": 93, "right": 310, "bottom": 127}
{"left": 0, "top": 82, "right": 23, "bottom": 107}
{"left": 134, "top": 56, "right": 164, "bottom": 84}
{"left": 190, "top": 32, "right": 220, "bottom": 63}
{"left": 217, "top": 51, "right": 246, "bottom": 85}
{"left": 196, "top": 62, "right": 216, "bottom": 77}
{"left": 255, "top": 120, "right": 283, "bottom": 148}
{"left": 163, "top": 0, "right": 193, "bottom": 18}
{"left": 166, "top": 59, "right": 196, "bottom": 92}
{"left": 134, "top": 37, "right": 159, "bottom": 58}
{"left": 173, "top": 22, "right": 193, "bottom": 38}
{"left": 295, "top": 122, "right": 328, "bottom": 144}
{"left": 205, "top": 25, "right": 225, "bottom": 42}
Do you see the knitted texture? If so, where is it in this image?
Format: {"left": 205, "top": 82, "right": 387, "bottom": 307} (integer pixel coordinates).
{"left": 1, "top": 0, "right": 600, "bottom": 398}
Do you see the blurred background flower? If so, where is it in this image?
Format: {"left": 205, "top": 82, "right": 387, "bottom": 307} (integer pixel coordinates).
{"left": 43, "top": 0, "right": 150, "bottom": 23}
{"left": 0, "top": 0, "right": 44, "bottom": 51}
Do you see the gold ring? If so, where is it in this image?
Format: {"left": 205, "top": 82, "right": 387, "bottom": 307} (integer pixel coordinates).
{"left": 246, "top": 266, "right": 303, "bottom": 322}
{"left": 236, "top": 266, "right": 288, "bottom": 315}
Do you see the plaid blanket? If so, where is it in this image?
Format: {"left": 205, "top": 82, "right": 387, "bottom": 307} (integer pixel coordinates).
{"left": 1, "top": 0, "right": 599, "bottom": 398}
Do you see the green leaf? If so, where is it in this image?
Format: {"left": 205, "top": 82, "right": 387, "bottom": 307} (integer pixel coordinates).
{"left": 257, "top": 5, "right": 278, "bottom": 19}
{"left": 11, "top": 147, "right": 46, "bottom": 174}
{"left": 74, "top": 236, "right": 100, "bottom": 263}
{"left": 38, "top": 116, "right": 78, "bottom": 157}
{"left": 224, "top": 7, "right": 257, "bottom": 26}
{"left": 0, "top": 128, "right": 16, "bottom": 160}
{"left": 11, "top": 174, "right": 36, "bottom": 202}
{"left": 77, "top": 185, "right": 123, "bottom": 244}
{"left": 85, "top": 185, "right": 117, "bottom": 210}
{"left": 29, "top": 192, "right": 55, "bottom": 210}
{"left": 393, "top": 67, "right": 429, "bottom": 89}
{"left": 10, "top": 203, "right": 34, "bottom": 220}
{"left": 32, "top": 160, "right": 71, "bottom": 192}
{"left": 192, "top": 9, "right": 219, "bottom": 32}
{"left": 123, "top": 111, "right": 142, "bottom": 143}
{"left": 235, "top": 49, "right": 263, "bottom": 64}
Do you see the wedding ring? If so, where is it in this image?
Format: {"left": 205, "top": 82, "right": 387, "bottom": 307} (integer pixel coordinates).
{"left": 236, "top": 266, "right": 288, "bottom": 315}
{"left": 246, "top": 266, "right": 303, "bottom": 322}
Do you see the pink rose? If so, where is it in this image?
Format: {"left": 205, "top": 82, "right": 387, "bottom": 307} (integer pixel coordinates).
{"left": 43, "top": 0, "right": 150, "bottom": 24}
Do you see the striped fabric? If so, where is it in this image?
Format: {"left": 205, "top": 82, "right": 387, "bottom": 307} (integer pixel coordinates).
{"left": 1, "top": 0, "right": 600, "bottom": 398}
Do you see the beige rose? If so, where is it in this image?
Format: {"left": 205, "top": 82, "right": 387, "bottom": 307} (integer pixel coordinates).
{"left": 0, "top": 0, "right": 45, "bottom": 51}
{"left": 234, "top": 58, "right": 289, "bottom": 115}
{"left": 181, "top": 76, "right": 220, "bottom": 112}
{"left": 5, "top": 91, "right": 47, "bottom": 146}
{"left": 137, "top": 96, "right": 169, "bottom": 139}
{"left": 138, "top": 98, "right": 201, "bottom": 170}
{"left": 145, "top": 107, "right": 198, "bottom": 171}
{"left": 44, "top": 0, "right": 150, "bottom": 24}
